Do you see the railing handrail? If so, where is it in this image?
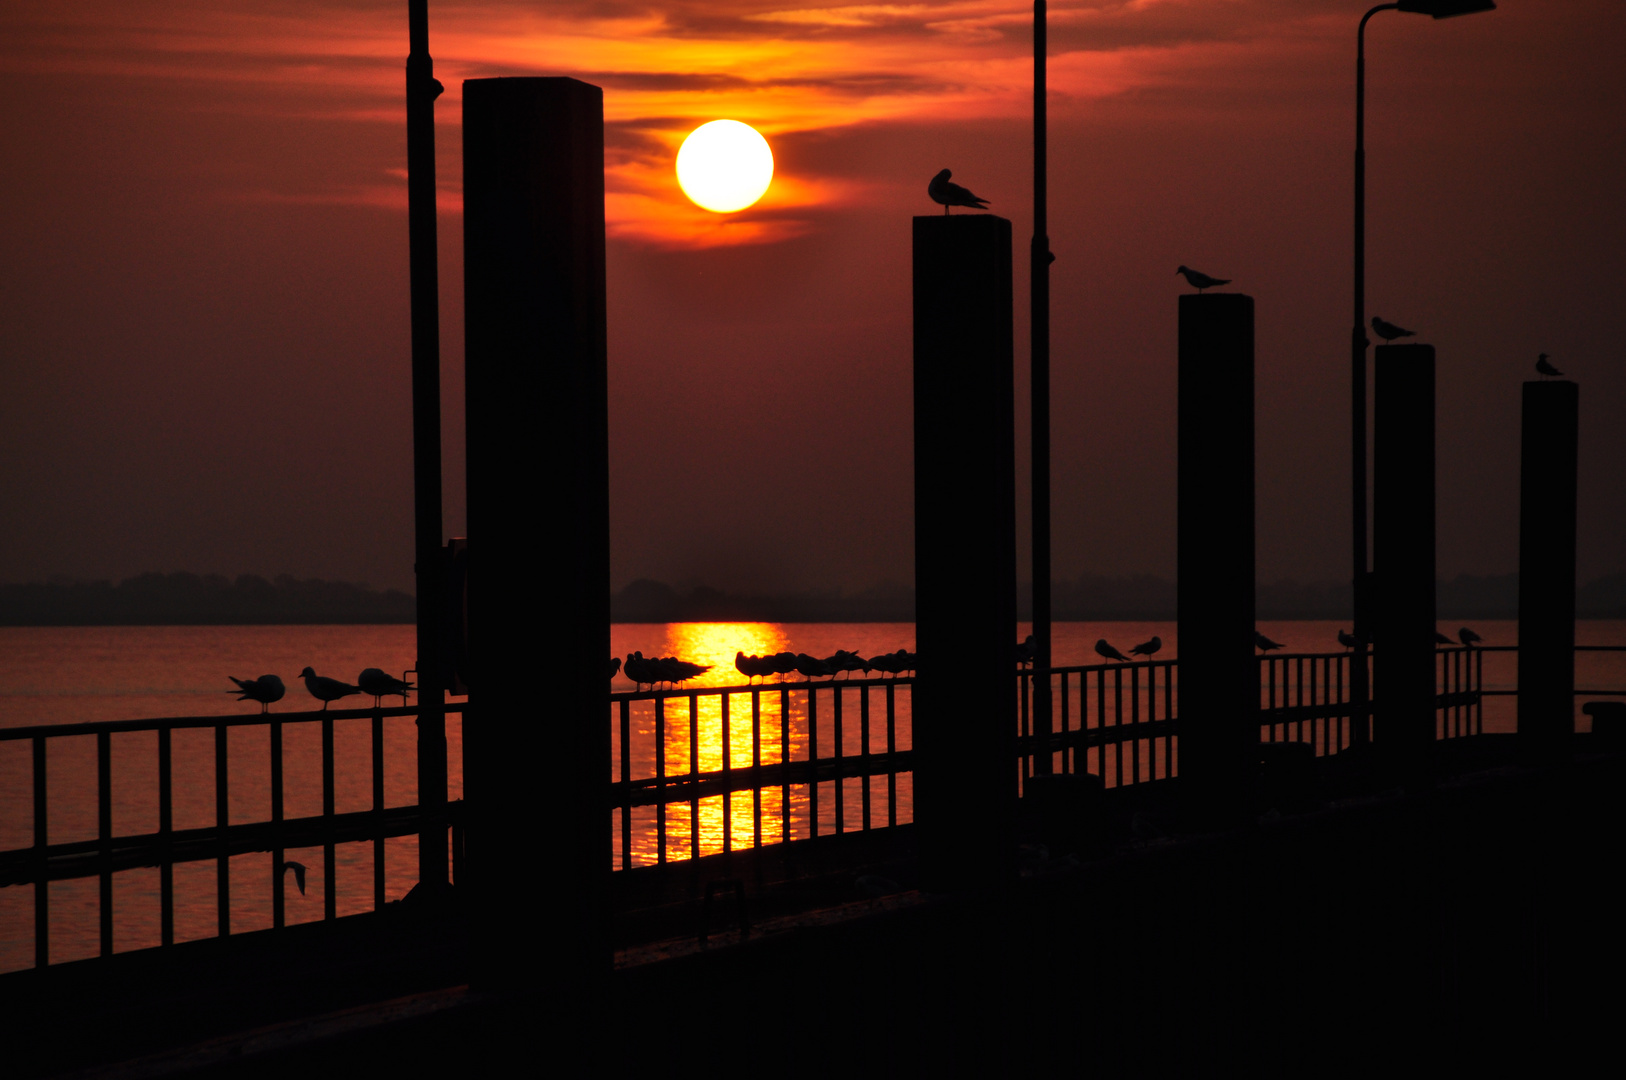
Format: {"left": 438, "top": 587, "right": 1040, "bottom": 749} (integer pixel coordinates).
{"left": 0, "top": 700, "right": 467, "bottom": 742}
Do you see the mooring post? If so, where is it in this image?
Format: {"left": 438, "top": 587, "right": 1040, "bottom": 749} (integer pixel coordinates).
{"left": 913, "top": 214, "right": 1018, "bottom": 892}
{"left": 1373, "top": 343, "right": 1436, "bottom": 787}
{"left": 462, "top": 77, "right": 611, "bottom": 987}
{"left": 1518, "top": 380, "right": 1579, "bottom": 760}
{"left": 1176, "top": 294, "right": 1257, "bottom": 824}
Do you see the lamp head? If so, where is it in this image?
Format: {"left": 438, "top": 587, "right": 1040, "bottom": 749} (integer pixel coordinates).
{"left": 1397, "top": 0, "right": 1495, "bottom": 17}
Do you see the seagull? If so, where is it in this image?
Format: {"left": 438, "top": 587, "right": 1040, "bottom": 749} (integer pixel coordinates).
{"left": 928, "top": 169, "right": 989, "bottom": 215}
{"left": 1014, "top": 635, "right": 1035, "bottom": 667}
{"left": 1434, "top": 632, "right": 1454, "bottom": 646}
{"left": 1458, "top": 627, "right": 1482, "bottom": 648}
{"left": 1536, "top": 353, "right": 1563, "bottom": 379}
{"left": 794, "top": 653, "right": 835, "bottom": 681}
{"left": 770, "top": 651, "right": 799, "bottom": 677}
{"left": 297, "top": 667, "right": 361, "bottom": 710}
{"left": 1128, "top": 636, "right": 1162, "bottom": 660}
{"left": 898, "top": 650, "right": 917, "bottom": 675}
{"left": 227, "top": 674, "right": 285, "bottom": 714}
{"left": 1254, "top": 631, "right": 1285, "bottom": 653}
{"left": 1095, "top": 639, "right": 1130, "bottom": 663}
{"left": 357, "top": 668, "right": 414, "bottom": 707}
{"left": 608, "top": 656, "right": 622, "bottom": 680}
{"left": 1370, "top": 317, "right": 1416, "bottom": 342}
{"left": 1176, "top": 266, "right": 1230, "bottom": 293}
{"left": 282, "top": 860, "right": 308, "bottom": 896}
{"left": 1337, "top": 629, "right": 1360, "bottom": 651}
{"left": 658, "top": 657, "right": 711, "bottom": 686}
{"left": 825, "top": 650, "right": 867, "bottom": 678}
{"left": 735, "top": 651, "right": 758, "bottom": 683}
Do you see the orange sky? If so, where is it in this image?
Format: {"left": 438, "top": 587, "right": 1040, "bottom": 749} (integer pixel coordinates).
{"left": 0, "top": 1, "right": 1622, "bottom": 595}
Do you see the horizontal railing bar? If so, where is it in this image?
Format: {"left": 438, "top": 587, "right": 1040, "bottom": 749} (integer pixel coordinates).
{"left": 0, "top": 701, "right": 466, "bottom": 741}
{"left": 611, "top": 675, "right": 914, "bottom": 701}
{"left": 0, "top": 801, "right": 464, "bottom": 888}
{"left": 612, "top": 752, "right": 915, "bottom": 808}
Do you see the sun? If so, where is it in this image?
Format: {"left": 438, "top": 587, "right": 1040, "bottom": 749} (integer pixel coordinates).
{"left": 675, "top": 120, "right": 774, "bottom": 213}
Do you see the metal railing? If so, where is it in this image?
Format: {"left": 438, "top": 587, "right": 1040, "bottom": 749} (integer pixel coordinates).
{"left": 0, "top": 704, "right": 463, "bottom": 971}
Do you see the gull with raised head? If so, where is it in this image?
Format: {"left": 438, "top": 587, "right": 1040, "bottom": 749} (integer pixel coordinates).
{"left": 298, "top": 667, "right": 361, "bottom": 710}
{"left": 1536, "top": 353, "right": 1563, "bottom": 379}
{"left": 928, "top": 169, "right": 989, "bottom": 215}
{"left": 1176, "top": 266, "right": 1229, "bottom": 293}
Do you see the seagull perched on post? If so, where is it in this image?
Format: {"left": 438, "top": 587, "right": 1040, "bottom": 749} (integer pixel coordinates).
{"left": 1535, "top": 353, "right": 1563, "bottom": 379}
{"left": 1094, "top": 639, "right": 1130, "bottom": 663}
{"left": 1254, "top": 631, "right": 1286, "bottom": 653}
{"left": 357, "top": 668, "right": 414, "bottom": 707}
{"left": 1128, "top": 636, "right": 1162, "bottom": 660}
{"left": 227, "top": 674, "right": 285, "bottom": 714}
{"left": 928, "top": 169, "right": 989, "bottom": 215}
{"left": 1176, "top": 266, "right": 1230, "bottom": 292}
{"left": 1370, "top": 317, "right": 1416, "bottom": 342}
{"left": 298, "top": 667, "right": 361, "bottom": 710}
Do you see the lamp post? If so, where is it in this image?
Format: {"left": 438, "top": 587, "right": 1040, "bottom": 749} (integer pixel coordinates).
{"left": 1031, "top": 0, "right": 1055, "bottom": 773}
{"left": 1351, "top": 0, "right": 1493, "bottom": 746}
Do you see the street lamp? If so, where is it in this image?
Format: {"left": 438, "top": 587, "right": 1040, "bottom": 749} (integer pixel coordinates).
{"left": 1350, "top": 0, "right": 1494, "bottom": 744}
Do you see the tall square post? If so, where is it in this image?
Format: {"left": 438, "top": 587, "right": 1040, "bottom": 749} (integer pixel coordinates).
{"left": 912, "top": 215, "right": 1017, "bottom": 892}
{"left": 462, "top": 77, "right": 611, "bottom": 986}
{"left": 1518, "top": 380, "right": 1579, "bottom": 759}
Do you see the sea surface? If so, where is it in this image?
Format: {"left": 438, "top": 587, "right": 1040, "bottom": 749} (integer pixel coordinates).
{"left": 2, "top": 619, "right": 1621, "bottom": 973}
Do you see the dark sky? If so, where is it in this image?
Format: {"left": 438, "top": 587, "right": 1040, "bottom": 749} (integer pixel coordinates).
{"left": 1, "top": 1, "right": 1622, "bottom": 595}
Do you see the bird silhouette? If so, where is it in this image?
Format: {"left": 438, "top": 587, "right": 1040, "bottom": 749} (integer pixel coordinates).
{"left": 1176, "top": 266, "right": 1229, "bottom": 292}
{"left": 1535, "top": 353, "right": 1563, "bottom": 379}
{"left": 1337, "top": 629, "right": 1360, "bottom": 651}
{"left": 928, "top": 169, "right": 989, "bottom": 215}
{"left": 1095, "top": 639, "right": 1130, "bottom": 663}
{"left": 825, "top": 650, "right": 867, "bottom": 678}
{"left": 1254, "top": 631, "right": 1285, "bottom": 653}
{"left": 227, "top": 674, "right": 285, "bottom": 714}
{"left": 1128, "top": 636, "right": 1162, "bottom": 660}
{"left": 1458, "top": 627, "right": 1482, "bottom": 648}
{"left": 1434, "top": 632, "right": 1454, "bottom": 646}
{"left": 608, "top": 656, "right": 622, "bottom": 680}
{"left": 1014, "top": 634, "right": 1036, "bottom": 667}
{"left": 298, "top": 667, "right": 361, "bottom": 710}
{"left": 282, "top": 860, "right": 308, "bottom": 896}
{"left": 794, "top": 653, "right": 835, "bottom": 681}
{"left": 770, "top": 652, "right": 799, "bottom": 677}
{"left": 1370, "top": 317, "right": 1416, "bottom": 342}
{"left": 735, "top": 651, "right": 759, "bottom": 683}
{"left": 658, "top": 657, "right": 710, "bottom": 686}
{"left": 357, "top": 668, "right": 414, "bottom": 707}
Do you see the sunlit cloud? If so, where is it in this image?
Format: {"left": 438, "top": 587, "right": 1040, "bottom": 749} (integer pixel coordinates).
{"left": 0, "top": 0, "right": 1354, "bottom": 245}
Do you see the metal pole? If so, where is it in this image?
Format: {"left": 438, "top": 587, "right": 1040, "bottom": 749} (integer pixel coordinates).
{"left": 407, "top": 0, "right": 448, "bottom": 889}
{"left": 1350, "top": 4, "right": 1396, "bottom": 747}
{"left": 1031, "top": 0, "right": 1054, "bottom": 772}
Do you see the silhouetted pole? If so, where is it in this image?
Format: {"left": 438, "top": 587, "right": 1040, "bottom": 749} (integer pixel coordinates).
{"left": 1351, "top": 1, "right": 1495, "bottom": 749}
{"left": 1030, "top": 0, "right": 1055, "bottom": 773}
{"left": 1177, "top": 294, "right": 1256, "bottom": 823}
{"left": 914, "top": 214, "right": 1017, "bottom": 892}
{"left": 463, "top": 77, "right": 611, "bottom": 987}
{"left": 406, "top": 0, "right": 448, "bottom": 892}
{"left": 1373, "top": 344, "right": 1435, "bottom": 786}
{"left": 1518, "top": 380, "right": 1578, "bottom": 760}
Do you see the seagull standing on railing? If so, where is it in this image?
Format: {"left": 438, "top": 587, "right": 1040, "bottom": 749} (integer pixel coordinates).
{"left": 1128, "top": 636, "right": 1162, "bottom": 660}
{"left": 357, "top": 668, "right": 414, "bottom": 707}
{"left": 1535, "top": 353, "right": 1563, "bottom": 379}
{"left": 227, "top": 674, "right": 285, "bottom": 714}
{"left": 1254, "top": 632, "right": 1286, "bottom": 653}
{"left": 928, "top": 169, "right": 989, "bottom": 215}
{"left": 1176, "top": 266, "right": 1230, "bottom": 293}
{"left": 1095, "top": 639, "right": 1130, "bottom": 663}
{"left": 794, "top": 653, "right": 835, "bottom": 681}
{"left": 1015, "top": 635, "right": 1036, "bottom": 667}
{"left": 1458, "top": 627, "right": 1483, "bottom": 648}
{"left": 825, "top": 650, "right": 867, "bottom": 679}
{"left": 609, "top": 656, "right": 622, "bottom": 680}
{"left": 659, "top": 657, "right": 711, "bottom": 686}
{"left": 1337, "top": 629, "right": 1359, "bottom": 652}
{"left": 1434, "top": 632, "right": 1454, "bottom": 646}
{"left": 298, "top": 667, "right": 361, "bottom": 710}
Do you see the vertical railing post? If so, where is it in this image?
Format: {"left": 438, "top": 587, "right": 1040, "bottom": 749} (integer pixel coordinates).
{"left": 216, "top": 722, "right": 230, "bottom": 936}
{"left": 913, "top": 213, "right": 1018, "bottom": 892}
{"left": 270, "top": 719, "right": 284, "bottom": 929}
{"left": 33, "top": 736, "right": 48, "bottom": 969}
{"left": 1518, "top": 379, "right": 1579, "bottom": 761}
{"left": 372, "top": 709, "right": 386, "bottom": 910}
{"left": 98, "top": 730, "right": 112, "bottom": 956}
{"left": 322, "top": 715, "right": 335, "bottom": 922}
{"left": 463, "top": 76, "right": 611, "bottom": 987}
{"left": 159, "top": 727, "right": 173, "bottom": 946}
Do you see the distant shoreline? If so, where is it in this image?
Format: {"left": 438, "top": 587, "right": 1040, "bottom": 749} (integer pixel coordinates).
{"left": 4, "top": 571, "right": 1624, "bottom": 627}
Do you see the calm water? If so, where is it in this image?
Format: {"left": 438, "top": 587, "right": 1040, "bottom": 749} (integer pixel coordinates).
{"left": 2, "top": 619, "right": 1621, "bottom": 972}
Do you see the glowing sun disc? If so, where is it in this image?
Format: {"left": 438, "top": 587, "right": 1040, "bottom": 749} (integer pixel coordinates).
{"left": 676, "top": 120, "right": 774, "bottom": 213}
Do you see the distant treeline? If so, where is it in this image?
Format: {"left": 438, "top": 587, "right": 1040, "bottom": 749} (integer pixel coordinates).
{"left": 0, "top": 573, "right": 416, "bottom": 626}
{"left": 5, "top": 570, "right": 1624, "bottom": 626}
